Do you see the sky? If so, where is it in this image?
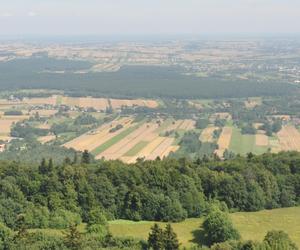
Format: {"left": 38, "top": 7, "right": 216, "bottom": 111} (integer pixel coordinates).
{"left": 0, "top": 0, "right": 300, "bottom": 37}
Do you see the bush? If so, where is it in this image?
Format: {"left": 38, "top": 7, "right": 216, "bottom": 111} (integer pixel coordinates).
{"left": 49, "top": 209, "right": 81, "bottom": 229}
{"left": 202, "top": 209, "right": 240, "bottom": 246}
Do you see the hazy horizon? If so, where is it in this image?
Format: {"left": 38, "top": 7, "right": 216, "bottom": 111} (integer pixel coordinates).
{"left": 0, "top": 0, "right": 300, "bottom": 37}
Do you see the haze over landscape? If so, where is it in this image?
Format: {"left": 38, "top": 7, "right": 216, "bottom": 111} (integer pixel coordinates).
{"left": 0, "top": 1, "right": 300, "bottom": 250}
{"left": 1, "top": 0, "right": 300, "bottom": 36}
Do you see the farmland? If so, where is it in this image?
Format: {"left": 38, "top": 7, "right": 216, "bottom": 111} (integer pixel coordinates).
{"left": 109, "top": 207, "right": 300, "bottom": 248}
{"left": 3, "top": 89, "right": 300, "bottom": 163}
{"left": 64, "top": 117, "right": 195, "bottom": 163}
{"left": 277, "top": 125, "right": 300, "bottom": 151}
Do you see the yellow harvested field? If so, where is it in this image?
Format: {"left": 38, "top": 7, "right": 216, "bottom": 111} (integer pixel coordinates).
{"left": 38, "top": 135, "right": 56, "bottom": 144}
{"left": 64, "top": 116, "right": 192, "bottom": 163}
{"left": 24, "top": 97, "right": 57, "bottom": 105}
{"left": 0, "top": 97, "right": 56, "bottom": 106}
{"left": 215, "top": 127, "right": 233, "bottom": 157}
{"left": 62, "top": 97, "right": 109, "bottom": 110}
{"left": 98, "top": 123, "right": 159, "bottom": 160}
{"left": 30, "top": 110, "right": 57, "bottom": 117}
{"left": 0, "top": 116, "right": 29, "bottom": 134}
{"left": 161, "top": 145, "right": 180, "bottom": 158}
{"left": 255, "top": 134, "right": 269, "bottom": 146}
{"left": 0, "top": 120, "right": 17, "bottom": 134}
{"left": 146, "top": 137, "right": 175, "bottom": 160}
{"left": 144, "top": 100, "right": 159, "bottom": 108}
{"left": 61, "top": 96, "right": 158, "bottom": 110}
{"left": 200, "top": 126, "right": 217, "bottom": 142}
{"left": 163, "top": 120, "right": 184, "bottom": 132}
{"left": 178, "top": 119, "right": 195, "bottom": 130}
{"left": 277, "top": 126, "right": 300, "bottom": 151}
{"left": 0, "top": 135, "right": 12, "bottom": 141}
{"left": 135, "top": 137, "right": 165, "bottom": 159}
{"left": 63, "top": 118, "right": 133, "bottom": 152}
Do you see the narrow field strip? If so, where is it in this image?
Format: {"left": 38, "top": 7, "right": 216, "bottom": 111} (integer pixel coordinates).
{"left": 92, "top": 125, "right": 139, "bottom": 156}
{"left": 215, "top": 126, "right": 233, "bottom": 157}
{"left": 124, "top": 141, "right": 149, "bottom": 157}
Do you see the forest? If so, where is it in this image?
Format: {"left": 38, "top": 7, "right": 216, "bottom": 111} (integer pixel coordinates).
{"left": 0, "top": 151, "right": 299, "bottom": 249}
{"left": 0, "top": 57, "right": 297, "bottom": 99}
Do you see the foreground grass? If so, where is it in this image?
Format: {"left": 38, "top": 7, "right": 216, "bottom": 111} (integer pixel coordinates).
{"left": 28, "top": 207, "right": 300, "bottom": 248}
{"left": 109, "top": 207, "right": 300, "bottom": 248}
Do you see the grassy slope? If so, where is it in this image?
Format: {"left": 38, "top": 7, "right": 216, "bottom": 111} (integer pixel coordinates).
{"left": 109, "top": 207, "right": 300, "bottom": 248}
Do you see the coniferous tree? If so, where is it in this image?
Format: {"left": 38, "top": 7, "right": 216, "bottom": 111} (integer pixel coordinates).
{"left": 64, "top": 224, "right": 82, "bottom": 250}
{"left": 81, "top": 150, "right": 91, "bottom": 164}
{"left": 38, "top": 158, "right": 47, "bottom": 174}
{"left": 148, "top": 223, "right": 164, "bottom": 250}
{"left": 48, "top": 158, "right": 54, "bottom": 172}
{"left": 163, "top": 224, "right": 179, "bottom": 250}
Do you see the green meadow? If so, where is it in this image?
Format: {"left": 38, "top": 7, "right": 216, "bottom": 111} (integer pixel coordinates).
{"left": 109, "top": 207, "right": 300, "bottom": 248}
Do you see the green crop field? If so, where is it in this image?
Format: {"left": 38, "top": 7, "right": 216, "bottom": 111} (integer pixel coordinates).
{"left": 229, "top": 127, "right": 255, "bottom": 155}
{"left": 109, "top": 207, "right": 300, "bottom": 248}
{"left": 229, "top": 127, "right": 269, "bottom": 156}
{"left": 124, "top": 141, "right": 149, "bottom": 156}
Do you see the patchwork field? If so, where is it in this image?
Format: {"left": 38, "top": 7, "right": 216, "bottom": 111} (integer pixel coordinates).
{"left": 61, "top": 96, "right": 158, "bottom": 110}
{"left": 63, "top": 117, "right": 134, "bottom": 152}
{"left": 0, "top": 95, "right": 159, "bottom": 111}
{"left": 213, "top": 124, "right": 300, "bottom": 157}
{"left": 200, "top": 126, "right": 217, "bottom": 142}
{"left": 64, "top": 117, "right": 194, "bottom": 163}
{"left": 109, "top": 207, "right": 300, "bottom": 248}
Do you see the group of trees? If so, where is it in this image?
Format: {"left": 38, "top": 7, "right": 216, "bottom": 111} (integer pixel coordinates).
{"left": 0, "top": 151, "right": 299, "bottom": 248}
{"left": 11, "top": 122, "right": 49, "bottom": 138}
{"left": 0, "top": 151, "right": 299, "bottom": 228}
{"left": 74, "top": 113, "right": 97, "bottom": 125}
{"left": 259, "top": 120, "right": 282, "bottom": 136}
{"left": 174, "top": 131, "right": 218, "bottom": 158}
{"left": 148, "top": 224, "right": 179, "bottom": 250}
